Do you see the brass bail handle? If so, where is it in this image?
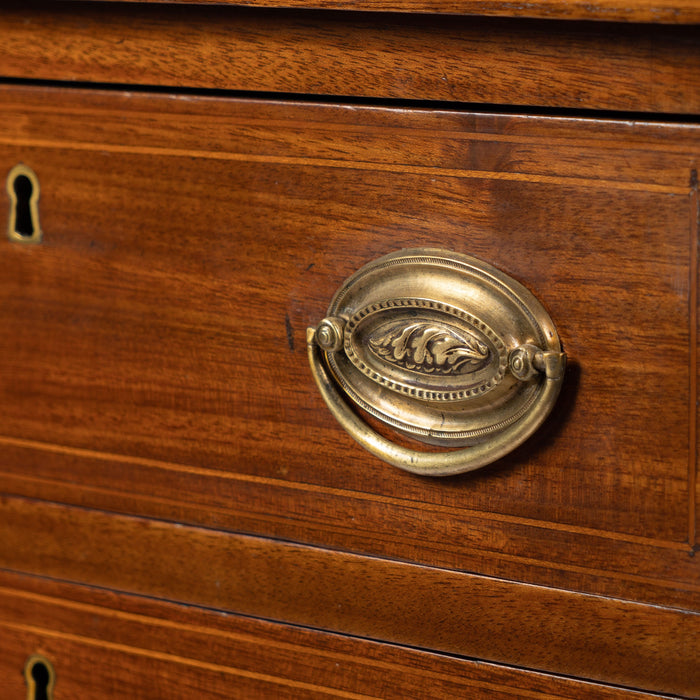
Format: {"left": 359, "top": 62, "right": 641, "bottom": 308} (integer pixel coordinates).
{"left": 307, "top": 249, "right": 566, "bottom": 476}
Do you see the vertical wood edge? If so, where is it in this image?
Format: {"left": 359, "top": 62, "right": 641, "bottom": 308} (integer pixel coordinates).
{"left": 692, "top": 166, "right": 699, "bottom": 550}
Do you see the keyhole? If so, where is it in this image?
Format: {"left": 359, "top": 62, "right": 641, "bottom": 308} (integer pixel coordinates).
{"left": 14, "top": 175, "right": 34, "bottom": 236}
{"left": 24, "top": 654, "right": 55, "bottom": 700}
{"left": 7, "top": 164, "right": 42, "bottom": 243}
{"left": 31, "top": 662, "right": 49, "bottom": 700}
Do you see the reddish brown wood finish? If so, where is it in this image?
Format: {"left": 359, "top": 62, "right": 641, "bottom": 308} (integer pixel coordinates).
{"left": 1, "top": 4, "right": 700, "bottom": 114}
{"left": 0, "top": 570, "right": 673, "bottom": 700}
{"left": 80, "top": 0, "right": 700, "bottom": 24}
{"left": 0, "top": 498, "right": 697, "bottom": 697}
{"left": 0, "top": 86, "right": 697, "bottom": 624}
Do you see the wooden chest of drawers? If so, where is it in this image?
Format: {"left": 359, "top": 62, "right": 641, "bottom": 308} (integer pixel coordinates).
{"left": 0, "top": 2, "right": 698, "bottom": 697}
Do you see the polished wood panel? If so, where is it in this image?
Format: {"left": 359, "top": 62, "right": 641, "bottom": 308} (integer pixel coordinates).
{"left": 0, "top": 497, "right": 697, "bottom": 697}
{"left": 84, "top": 0, "right": 700, "bottom": 24}
{"left": 0, "top": 86, "right": 697, "bottom": 611}
{"left": 0, "top": 439, "right": 697, "bottom": 611}
{"left": 1, "top": 3, "right": 700, "bottom": 113}
{"left": 0, "top": 1, "right": 698, "bottom": 696}
{"left": 0, "top": 570, "right": 670, "bottom": 700}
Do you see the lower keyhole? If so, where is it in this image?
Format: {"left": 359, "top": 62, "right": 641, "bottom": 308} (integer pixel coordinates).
{"left": 13, "top": 174, "right": 34, "bottom": 237}
{"left": 24, "top": 655, "right": 54, "bottom": 700}
{"left": 31, "top": 662, "right": 49, "bottom": 700}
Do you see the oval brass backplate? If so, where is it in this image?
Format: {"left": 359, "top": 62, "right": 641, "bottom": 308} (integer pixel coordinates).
{"left": 308, "top": 249, "right": 566, "bottom": 476}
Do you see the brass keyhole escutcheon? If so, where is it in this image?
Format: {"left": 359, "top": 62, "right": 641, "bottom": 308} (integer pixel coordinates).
{"left": 24, "top": 654, "right": 55, "bottom": 700}
{"left": 7, "top": 164, "right": 42, "bottom": 244}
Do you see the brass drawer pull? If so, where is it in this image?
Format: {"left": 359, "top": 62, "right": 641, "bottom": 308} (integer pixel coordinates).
{"left": 308, "top": 249, "right": 566, "bottom": 476}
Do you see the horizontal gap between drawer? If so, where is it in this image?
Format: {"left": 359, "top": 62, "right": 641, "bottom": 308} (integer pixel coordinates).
{"left": 0, "top": 76, "right": 699, "bottom": 126}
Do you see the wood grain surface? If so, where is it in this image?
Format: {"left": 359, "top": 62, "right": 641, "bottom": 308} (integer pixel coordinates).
{"left": 0, "top": 85, "right": 697, "bottom": 613}
{"left": 0, "top": 498, "right": 698, "bottom": 697}
{"left": 1, "top": 3, "right": 698, "bottom": 697}
{"left": 1, "top": 3, "right": 700, "bottom": 114}
{"left": 0, "top": 570, "right": 674, "bottom": 700}
{"left": 78, "top": 0, "right": 700, "bottom": 24}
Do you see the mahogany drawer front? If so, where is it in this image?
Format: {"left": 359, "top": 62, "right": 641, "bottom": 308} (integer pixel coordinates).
{"left": 0, "top": 85, "right": 698, "bottom": 596}
{"left": 0, "top": 570, "right": 673, "bottom": 700}
{"left": 3, "top": 3, "right": 700, "bottom": 115}
{"left": 0, "top": 85, "right": 698, "bottom": 692}
{"left": 0, "top": 496, "right": 698, "bottom": 696}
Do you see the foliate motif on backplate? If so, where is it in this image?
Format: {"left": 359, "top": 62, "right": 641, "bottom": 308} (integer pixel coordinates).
{"left": 368, "top": 321, "right": 490, "bottom": 375}
{"left": 343, "top": 299, "right": 507, "bottom": 401}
